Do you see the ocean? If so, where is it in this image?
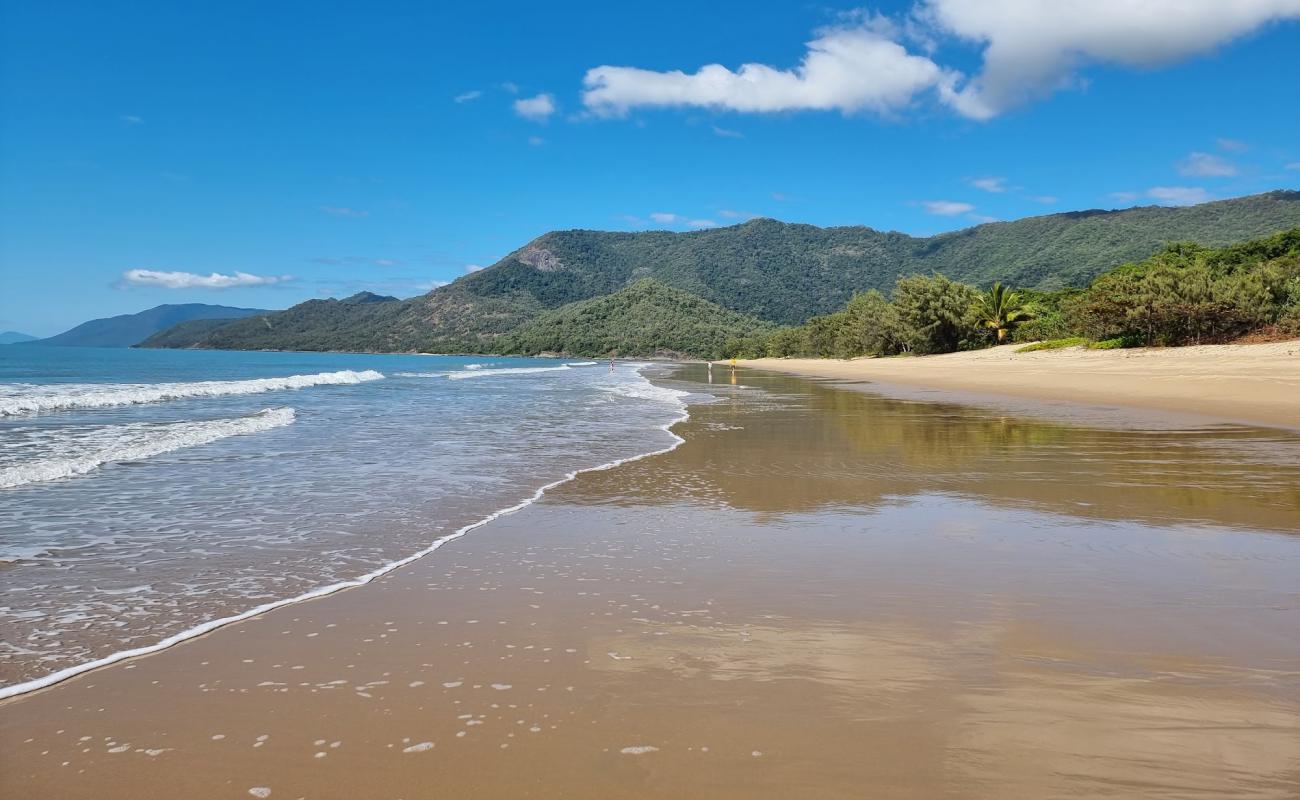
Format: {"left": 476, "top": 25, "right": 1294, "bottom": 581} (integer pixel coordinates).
{"left": 0, "top": 347, "right": 696, "bottom": 697}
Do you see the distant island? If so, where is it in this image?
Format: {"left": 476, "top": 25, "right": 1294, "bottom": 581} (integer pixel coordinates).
{"left": 137, "top": 190, "right": 1300, "bottom": 358}
{"left": 0, "top": 331, "right": 38, "bottom": 344}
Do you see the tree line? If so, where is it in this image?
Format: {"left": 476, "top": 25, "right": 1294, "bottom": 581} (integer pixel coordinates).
{"left": 722, "top": 228, "right": 1300, "bottom": 359}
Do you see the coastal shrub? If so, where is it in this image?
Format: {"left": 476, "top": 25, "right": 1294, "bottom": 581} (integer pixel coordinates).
{"left": 1064, "top": 230, "right": 1300, "bottom": 346}
{"left": 891, "top": 274, "right": 982, "bottom": 354}
{"left": 1087, "top": 337, "right": 1132, "bottom": 349}
{"left": 1016, "top": 337, "right": 1088, "bottom": 352}
{"left": 833, "top": 290, "right": 907, "bottom": 358}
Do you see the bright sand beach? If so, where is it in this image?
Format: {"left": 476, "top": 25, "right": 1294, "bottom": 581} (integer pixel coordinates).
{"left": 3, "top": 364, "right": 1300, "bottom": 799}
{"left": 741, "top": 340, "right": 1300, "bottom": 431}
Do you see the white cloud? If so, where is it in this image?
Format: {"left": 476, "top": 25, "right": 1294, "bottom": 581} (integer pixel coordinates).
{"left": 514, "top": 93, "right": 556, "bottom": 121}
{"left": 500, "top": 81, "right": 520, "bottom": 94}
{"left": 718, "top": 209, "right": 756, "bottom": 220}
{"left": 464, "top": 264, "right": 484, "bottom": 273}
{"left": 686, "top": 219, "right": 718, "bottom": 228}
{"left": 583, "top": 26, "right": 952, "bottom": 116}
{"left": 922, "top": 200, "right": 975, "bottom": 216}
{"left": 1178, "top": 151, "right": 1237, "bottom": 177}
{"left": 926, "top": 0, "right": 1300, "bottom": 119}
{"left": 528, "top": 135, "right": 545, "bottom": 146}
{"left": 582, "top": 2, "right": 1300, "bottom": 121}
{"left": 120, "top": 114, "right": 143, "bottom": 125}
{"left": 453, "top": 90, "right": 483, "bottom": 103}
{"left": 1110, "top": 191, "right": 1139, "bottom": 203}
{"left": 1031, "top": 195, "right": 1058, "bottom": 204}
{"left": 711, "top": 125, "right": 744, "bottom": 138}
{"left": 1146, "top": 186, "right": 1213, "bottom": 206}
{"left": 373, "top": 259, "right": 400, "bottom": 267}
{"left": 967, "top": 176, "right": 1006, "bottom": 193}
{"left": 123, "top": 269, "right": 287, "bottom": 289}
{"left": 649, "top": 212, "right": 681, "bottom": 224}
{"left": 1217, "top": 137, "right": 1249, "bottom": 152}
{"left": 321, "top": 206, "right": 369, "bottom": 218}
{"left": 1284, "top": 162, "right": 1300, "bottom": 171}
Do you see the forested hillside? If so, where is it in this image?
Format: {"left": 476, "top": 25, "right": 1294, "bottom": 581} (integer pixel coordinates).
{"left": 141, "top": 191, "right": 1300, "bottom": 355}
{"left": 500, "top": 279, "right": 774, "bottom": 358}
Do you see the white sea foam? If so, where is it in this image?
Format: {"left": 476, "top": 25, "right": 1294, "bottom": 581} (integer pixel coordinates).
{"left": 446, "top": 365, "right": 574, "bottom": 380}
{"left": 599, "top": 382, "right": 691, "bottom": 405}
{"left": 0, "top": 365, "right": 692, "bottom": 701}
{"left": 0, "top": 370, "right": 382, "bottom": 416}
{"left": 0, "top": 408, "right": 296, "bottom": 489}
{"left": 400, "top": 362, "right": 599, "bottom": 380}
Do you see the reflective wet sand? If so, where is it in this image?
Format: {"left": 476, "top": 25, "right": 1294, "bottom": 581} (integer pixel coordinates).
{"left": 3, "top": 367, "right": 1299, "bottom": 799}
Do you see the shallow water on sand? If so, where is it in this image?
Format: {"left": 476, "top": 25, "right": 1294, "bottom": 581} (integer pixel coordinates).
{"left": 0, "top": 348, "right": 691, "bottom": 692}
{"left": 2, "top": 366, "right": 1298, "bottom": 799}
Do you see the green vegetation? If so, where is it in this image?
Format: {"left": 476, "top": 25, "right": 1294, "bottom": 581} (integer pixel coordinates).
{"left": 1063, "top": 229, "right": 1300, "bottom": 346}
{"left": 500, "top": 279, "right": 774, "bottom": 359}
{"left": 141, "top": 192, "right": 1300, "bottom": 356}
{"left": 739, "top": 228, "right": 1300, "bottom": 359}
{"left": 974, "top": 283, "right": 1033, "bottom": 343}
{"left": 1016, "top": 337, "right": 1089, "bottom": 352}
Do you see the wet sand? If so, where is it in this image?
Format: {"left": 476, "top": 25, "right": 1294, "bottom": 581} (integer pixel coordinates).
{"left": 3, "top": 367, "right": 1299, "bottom": 799}
{"left": 741, "top": 340, "right": 1300, "bottom": 430}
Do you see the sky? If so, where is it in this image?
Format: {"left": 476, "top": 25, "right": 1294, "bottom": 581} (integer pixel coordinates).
{"left": 2, "top": 1, "right": 1299, "bottom": 336}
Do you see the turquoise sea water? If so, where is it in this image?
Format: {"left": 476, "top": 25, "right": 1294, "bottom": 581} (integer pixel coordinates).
{"left": 0, "top": 347, "right": 694, "bottom": 692}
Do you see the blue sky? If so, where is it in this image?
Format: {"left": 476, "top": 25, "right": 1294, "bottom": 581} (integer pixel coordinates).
{"left": 2, "top": 1, "right": 1298, "bottom": 336}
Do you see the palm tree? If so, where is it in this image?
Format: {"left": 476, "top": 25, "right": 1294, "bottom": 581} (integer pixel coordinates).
{"left": 975, "top": 282, "right": 1034, "bottom": 343}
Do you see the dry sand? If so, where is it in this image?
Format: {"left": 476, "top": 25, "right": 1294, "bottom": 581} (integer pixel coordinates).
{"left": 3, "top": 367, "right": 1299, "bottom": 799}
{"left": 740, "top": 340, "right": 1300, "bottom": 430}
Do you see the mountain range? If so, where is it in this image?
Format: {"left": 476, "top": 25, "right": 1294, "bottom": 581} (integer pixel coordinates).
{"left": 139, "top": 190, "right": 1300, "bottom": 356}
{"left": 28, "top": 304, "right": 272, "bottom": 348}
{"left": 0, "top": 331, "right": 38, "bottom": 344}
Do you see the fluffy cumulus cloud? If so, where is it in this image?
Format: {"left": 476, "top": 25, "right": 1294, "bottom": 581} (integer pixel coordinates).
{"left": 1178, "top": 151, "right": 1238, "bottom": 176}
{"left": 584, "top": 26, "right": 951, "bottom": 116}
{"left": 582, "top": 1, "right": 1300, "bottom": 120}
{"left": 514, "top": 93, "right": 556, "bottom": 121}
{"left": 925, "top": 0, "right": 1300, "bottom": 119}
{"left": 922, "top": 200, "right": 976, "bottom": 216}
{"left": 123, "top": 269, "right": 287, "bottom": 289}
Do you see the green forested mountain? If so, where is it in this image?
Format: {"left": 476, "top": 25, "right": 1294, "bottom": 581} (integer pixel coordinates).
{"left": 500, "top": 279, "right": 774, "bottom": 358}
{"left": 30, "top": 303, "right": 271, "bottom": 348}
{"left": 143, "top": 191, "right": 1300, "bottom": 355}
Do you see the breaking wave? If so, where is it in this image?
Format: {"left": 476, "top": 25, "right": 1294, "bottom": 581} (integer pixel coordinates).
{"left": 0, "top": 408, "right": 297, "bottom": 489}
{"left": 0, "top": 370, "right": 383, "bottom": 416}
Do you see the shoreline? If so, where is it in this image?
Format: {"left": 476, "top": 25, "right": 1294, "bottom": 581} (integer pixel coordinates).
{"left": 3, "top": 365, "right": 1298, "bottom": 798}
{"left": 0, "top": 366, "right": 692, "bottom": 703}
{"left": 740, "top": 340, "right": 1300, "bottom": 431}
